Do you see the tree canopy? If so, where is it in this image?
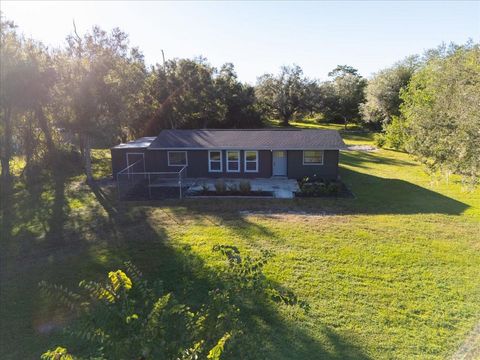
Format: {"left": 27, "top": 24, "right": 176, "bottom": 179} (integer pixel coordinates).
{"left": 400, "top": 43, "right": 480, "bottom": 186}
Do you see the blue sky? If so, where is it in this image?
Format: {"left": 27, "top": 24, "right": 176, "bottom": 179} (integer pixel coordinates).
{"left": 2, "top": 1, "right": 479, "bottom": 83}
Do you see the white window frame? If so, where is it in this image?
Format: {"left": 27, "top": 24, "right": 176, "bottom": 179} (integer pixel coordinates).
{"left": 208, "top": 150, "right": 223, "bottom": 172}
{"left": 226, "top": 150, "right": 240, "bottom": 173}
{"left": 167, "top": 151, "right": 188, "bottom": 166}
{"left": 302, "top": 150, "right": 324, "bottom": 165}
{"left": 244, "top": 150, "right": 258, "bottom": 173}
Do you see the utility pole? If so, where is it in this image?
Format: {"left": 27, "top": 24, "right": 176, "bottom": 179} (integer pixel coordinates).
{"left": 161, "top": 49, "right": 166, "bottom": 71}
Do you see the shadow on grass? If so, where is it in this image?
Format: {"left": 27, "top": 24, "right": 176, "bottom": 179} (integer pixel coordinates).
{"left": 340, "top": 168, "right": 469, "bottom": 216}
{"left": 341, "top": 150, "right": 413, "bottom": 168}
{"left": 0, "top": 164, "right": 368, "bottom": 359}
{"left": 83, "top": 185, "right": 370, "bottom": 359}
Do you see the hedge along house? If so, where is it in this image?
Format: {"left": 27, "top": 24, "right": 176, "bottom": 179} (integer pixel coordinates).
{"left": 111, "top": 129, "right": 347, "bottom": 181}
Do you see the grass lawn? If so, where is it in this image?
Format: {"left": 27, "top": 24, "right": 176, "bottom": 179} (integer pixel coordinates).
{"left": 1, "top": 122, "right": 479, "bottom": 359}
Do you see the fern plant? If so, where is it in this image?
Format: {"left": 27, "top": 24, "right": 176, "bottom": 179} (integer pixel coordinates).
{"left": 40, "top": 262, "right": 232, "bottom": 360}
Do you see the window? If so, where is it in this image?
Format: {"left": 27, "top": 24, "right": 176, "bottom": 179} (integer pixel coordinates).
{"left": 168, "top": 151, "right": 187, "bottom": 166}
{"left": 303, "top": 150, "right": 324, "bottom": 165}
{"left": 208, "top": 150, "right": 222, "bottom": 172}
{"left": 226, "top": 151, "right": 240, "bottom": 172}
{"left": 244, "top": 150, "right": 258, "bottom": 172}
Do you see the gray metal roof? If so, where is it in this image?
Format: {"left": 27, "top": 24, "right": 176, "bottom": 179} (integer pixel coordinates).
{"left": 147, "top": 129, "right": 347, "bottom": 150}
{"left": 112, "top": 137, "right": 156, "bottom": 149}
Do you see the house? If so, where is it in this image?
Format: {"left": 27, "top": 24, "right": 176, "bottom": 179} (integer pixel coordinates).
{"left": 111, "top": 129, "right": 347, "bottom": 180}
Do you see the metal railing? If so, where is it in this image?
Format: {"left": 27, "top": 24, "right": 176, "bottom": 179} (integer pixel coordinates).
{"left": 116, "top": 162, "right": 187, "bottom": 200}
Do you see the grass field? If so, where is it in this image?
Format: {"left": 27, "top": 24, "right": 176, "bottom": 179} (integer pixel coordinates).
{"left": 1, "top": 121, "right": 479, "bottom": 359}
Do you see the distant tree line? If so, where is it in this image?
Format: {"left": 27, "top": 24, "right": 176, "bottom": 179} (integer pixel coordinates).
{"left": 1, "top": 15, "right": 478, "bottom": 186}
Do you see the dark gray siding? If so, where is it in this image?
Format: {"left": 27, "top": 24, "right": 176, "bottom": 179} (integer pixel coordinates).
{"left": 287, "top": 150, "right": 339, "bottom": 180}
{"left": 112, "top": 148, "right": 340, "bottom": 180}
{"left": 111, "top": 148, "right": 147, "bottom": 179}
{"left": 146, "top": 150, "right": 272, "bottom": 178}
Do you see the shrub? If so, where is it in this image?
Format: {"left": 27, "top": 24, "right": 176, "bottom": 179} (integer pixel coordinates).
{"left": 384, "top": 115, "right": 407, "bottom": 150}
{"left": 40, "top": 262, "right": 233, "bottom": 360}
{"left": 201, "top": 182, "right": 209, "bottom": 193}
{"left": 374, "top": 133, "right": 386, "bottom": 148}
{"left": 227, "top": 183, "right": 238, "bottom": 192}
{"left": 40, "top": 248, "right": 306, "bottom": 359}
{"left": 298, "top": 179, "right": 342, "bottom": 197}
{"left": 238, "top": 180, "right": 251, "bottom": 194}
{"left": 327, "top": 181, "right": 341, "bottom": 195}
{"left": 215, "top": 179, "right": 227, "bottom": 194}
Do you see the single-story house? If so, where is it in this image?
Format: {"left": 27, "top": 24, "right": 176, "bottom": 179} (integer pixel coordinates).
{"left": 111, "top": 129, "right": 347, "bottom": 180}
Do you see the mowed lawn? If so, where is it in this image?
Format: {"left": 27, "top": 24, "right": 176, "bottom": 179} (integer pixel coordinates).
{"left": 1, "top": 125, "right": 479, "bottom": 359}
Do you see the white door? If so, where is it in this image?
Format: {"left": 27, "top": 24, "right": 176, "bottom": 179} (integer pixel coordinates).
{"left": 272, "top": 151, "right": 287, "bottom": 176}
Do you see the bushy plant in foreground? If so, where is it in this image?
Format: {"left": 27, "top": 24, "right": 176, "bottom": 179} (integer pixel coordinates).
{"left": 40, "top": 262, "right": 233, "bottom": 360}
{"left": 40, "top": 247, "right": 307, "bottom": 359}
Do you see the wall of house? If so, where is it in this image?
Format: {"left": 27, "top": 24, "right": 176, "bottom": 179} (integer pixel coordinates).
{"left": 112, "top": 148, "right": 340, "bottom": 180}
{"left": 287, "top": 150, "right": 339, "bottom": 180}
{"left": 145, "top": 150, "right": 272, "bottom": 178}
{"left": 111, "top": 148, "right": 148, "bottom": 179}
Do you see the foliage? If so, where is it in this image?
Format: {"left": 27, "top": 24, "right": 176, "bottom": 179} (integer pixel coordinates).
{"left": 41, "top": 347, "right": 74, "bottom": 360}
{"left": 400, "top": 43, "right": 480, "bottom": 186}
{"left": 214, "top": 179, "right": 227, "bottom": 193}
{"left": 297, "top": 176, "right": 342, "bottom": 197}
{"left": 319, "top": 66, "right": 366, "bottom": 128}
{"left": 383, "top": 115, "right": 408, "bottom": 150}
{"left": 40, "top": 262, "right": 233, "bottom": 360}
{"left": 373, "top": 133, "right": 386, "bottom": 148}
{"left": 238, "top": 180, "right": 252, "bottom": 194}
{"left": 255, "top": 65, "right": 314, "bottom": 125}
{"left": 360, "top": 56, "right": 419, "bottom": 127}
{"left": 143, "top": 59, "right": 262, "bottom": 134}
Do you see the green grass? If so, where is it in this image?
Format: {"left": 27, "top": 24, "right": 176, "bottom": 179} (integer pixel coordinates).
{"left": 1, "top": 124, "right": 479, "bottom": 359}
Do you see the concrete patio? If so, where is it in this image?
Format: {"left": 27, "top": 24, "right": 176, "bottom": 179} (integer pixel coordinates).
{"left": 184, "top": 178, "right": 299, "bottom": 199}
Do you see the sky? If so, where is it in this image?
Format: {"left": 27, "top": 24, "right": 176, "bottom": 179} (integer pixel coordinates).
{"left": 2, "top": 1, "right": 479, "bottom": 83}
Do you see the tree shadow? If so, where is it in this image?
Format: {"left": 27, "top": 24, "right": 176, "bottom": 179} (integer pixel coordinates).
{"left": 83, "top": 185, "right": 371, "bottom": 360}
{"left": 341, "top": 150, "right": 414, "bottom": 169}
{"left": 340, "top": 167, "right": 469, "bottom": 215}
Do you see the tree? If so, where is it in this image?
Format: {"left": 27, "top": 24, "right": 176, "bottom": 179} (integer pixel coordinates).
{"left": 255, "top": 65, "right": 313, "bottom": 126}
{"left": 143, "top": 59, "right": 262, "bottom": 134}
{"left": 0, "top": 18, "right": 22, "bottom": 182}
{"left": 214, "top": 63, "right": 262, "bottom": 128}
{"left": 322, "top": 66, "right": 366, "bottom": 129}
{"left": 55, "top": 25, "right": 145, "bottom": 182}
{"left": 400, "top": 43, "right": 480, "bottom": 187}
{"left": 360, "top": 56, "right": 419, "bottom": 128}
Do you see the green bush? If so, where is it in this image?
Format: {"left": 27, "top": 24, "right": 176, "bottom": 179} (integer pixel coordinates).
{"left": 227, "top": 183, "right": 238, "bottom": 192}
{"left": 298, "top": 179, "right": 342, "bottom": 197}
{"left": 40, "top": 248, "right": 306, "bottom": 359}
{"left": 238, "top": 180, "right": 251, "bottom": 194}
{"left": 374, "top": 133, "right": 386, "bottom": 148}
{"left": 384, "top": 115, "right": 407, "bottom": 150}
{"left": 40, "top": 262, "right": 233, "bottom": 360}
{"left": 215, "top": 179, "right": 227, "bottom": 194}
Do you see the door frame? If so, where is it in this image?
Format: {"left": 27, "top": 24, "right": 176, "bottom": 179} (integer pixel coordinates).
{"left": 126, "top": 152, "right": 146, "bottom": 178}
{"left": 272, "top": 150, "right": 287, "bottom": 176}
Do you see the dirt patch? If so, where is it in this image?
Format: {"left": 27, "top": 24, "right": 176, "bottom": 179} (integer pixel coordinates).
{"left": 451, "top": 321, "right": 480, "bottom": 360}
{"left": 348, "top": 145, "right": 378, "bottom": 152}
{"left": 238, "top": 210, "right": 344, "bottom": 222}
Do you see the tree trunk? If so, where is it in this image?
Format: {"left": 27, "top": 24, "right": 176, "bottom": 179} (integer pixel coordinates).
{"left": 35, "top": 106, "right": 56, "bottom": 161}
{"left": 344, "top": 116, "right": 348, "bottom": 130}
{"left": 24, "top": 112, "right": 34, "bottom": 174}
{"left": 83, "top": 134, "right": 93, "bottom": 183}
{"left": 1, "top": 107, "right": 12, "bottom": 183}
{"left": 281, "top": 114, "right": 290, "bottom": 127}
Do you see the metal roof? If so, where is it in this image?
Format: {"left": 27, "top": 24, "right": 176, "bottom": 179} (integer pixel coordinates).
{"left": 147, "top": 129, "right": 347, "bottom": 150}
{"left": 112, "top": 137, "right": 156, "bottom": 149}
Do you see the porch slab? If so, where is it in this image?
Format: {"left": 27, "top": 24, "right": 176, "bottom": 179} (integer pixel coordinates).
{"left": 186, "top": 178, "right": 299, "bottom": 199}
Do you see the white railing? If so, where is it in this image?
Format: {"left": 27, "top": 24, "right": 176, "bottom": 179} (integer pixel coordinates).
{"left": 116, "top": 163, "right": 187, "bottom": 200}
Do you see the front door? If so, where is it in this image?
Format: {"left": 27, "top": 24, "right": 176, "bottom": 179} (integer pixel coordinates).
{"left": 272, "top": 151, "right": 287, "bottom": 176}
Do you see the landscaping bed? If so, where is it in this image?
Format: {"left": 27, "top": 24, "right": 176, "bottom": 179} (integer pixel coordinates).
{"left": 188, "top": 190, "right": 274, "bottom": 198}
{"left": 295, "top": 175, "right": 354, "bottom": 198}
